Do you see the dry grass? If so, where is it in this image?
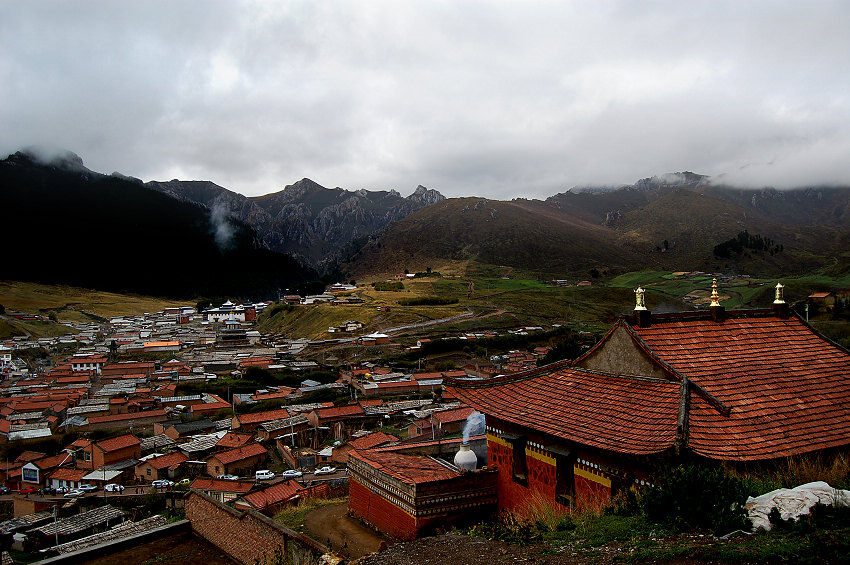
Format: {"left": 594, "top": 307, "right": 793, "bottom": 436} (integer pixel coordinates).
{"left": 505, "top": 489, "right": 570, "bottom": 532}
{"left": 273, "top": 496, "right": 347, "bottom": 532}
{"left": 0, "top": 280, "right": 184, "bottom": 320}
{"left": 732, "top": 453, "right": 850, "bottom": 495}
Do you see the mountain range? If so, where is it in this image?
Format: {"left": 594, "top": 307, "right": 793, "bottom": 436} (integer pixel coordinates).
{"left": 146, "top": 177, "right": 444, "bottom": 273}
{"left": 3, "top": 148, "right": 850, "bottom": 298}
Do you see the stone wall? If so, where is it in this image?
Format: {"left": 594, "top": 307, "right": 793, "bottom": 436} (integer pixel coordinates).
{"left": 185, "top": 491, "right": 329, "bottom": 565}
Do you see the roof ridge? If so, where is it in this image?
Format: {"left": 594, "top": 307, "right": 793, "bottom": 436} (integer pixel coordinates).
{"left": 621, "top": 323, "right": 732, "bottom": 416}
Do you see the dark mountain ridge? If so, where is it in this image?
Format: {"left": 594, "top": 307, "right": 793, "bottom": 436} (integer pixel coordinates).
{"left": 0, "top": 151, "right": 317, "bottom": 299}
{"left": 146, "top": 177, "right": 445, "bottom": 273}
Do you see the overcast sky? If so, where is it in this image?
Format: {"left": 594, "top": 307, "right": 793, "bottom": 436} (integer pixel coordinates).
{"left": 2, "top": 1, "right": 849, "bottom": 200}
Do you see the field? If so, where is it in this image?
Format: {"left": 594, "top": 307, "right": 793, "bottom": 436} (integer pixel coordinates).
{"left": 5, "top": 266, "right": 849, "bottom": 342}
{"left": 0, "top": 280, "right": 185, "bottom": 323}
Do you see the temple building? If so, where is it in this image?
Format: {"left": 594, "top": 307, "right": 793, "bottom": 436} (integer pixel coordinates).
{"left": 445, "top": 282, "right": 850, "bottom": 513}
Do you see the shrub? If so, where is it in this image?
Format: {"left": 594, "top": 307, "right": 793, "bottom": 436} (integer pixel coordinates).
{"left": 374, "top": 281, "right": 404, "bottom": 291}
{"left": 640, "top": 463, "right": 751, "bottom": 534}
{"left": 399, "top": 297, "right": 459, "bottom": 306}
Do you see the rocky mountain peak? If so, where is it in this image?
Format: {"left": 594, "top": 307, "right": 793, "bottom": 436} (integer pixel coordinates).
{"left": 408, "top": 185, "right": 445, "bottom": 206}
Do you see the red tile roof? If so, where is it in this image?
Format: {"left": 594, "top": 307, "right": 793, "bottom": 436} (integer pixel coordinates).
{"left": 87, "top": 410, "right": 168, "bottom": 425}
{"left": 142, "top": 452, "right": 188, "bottom": 470}
{"left": 447, "top": 366, "right": 681, "bottom": 456}
{"left": 239, "top": 480, "right": 303, "bottom": 509}
{"left": 95, "top": 434, "right": 141, "bottom": 453}
{"left": 349, "top": 449, "right": 460, "bottom": 485}
{"left": 48, "top": 468, "right": 89, "bottom": 481}
{"left": 315, "top": 404, "right": 365, "bottom": 420}
{"left": 236, "top": 409, "right": 292, "bottom": 425}
{"left": 209, "top": 442, "right": 268, "bottom": 465}
{"left": 216, "top": 433, "right": 253, "bottom": 450}
{"left": 433, "top": 406, "right": 475, "bottom": 425}
{"left": 628, "top": 313, "right": 850, "bottom": 460}
{"left": 348, "top": 431, "right": 399, "bottom": 451}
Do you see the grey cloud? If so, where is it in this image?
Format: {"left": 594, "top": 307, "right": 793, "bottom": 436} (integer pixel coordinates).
{"left": 2, "top": 1, "right": 849, "bottom": 200}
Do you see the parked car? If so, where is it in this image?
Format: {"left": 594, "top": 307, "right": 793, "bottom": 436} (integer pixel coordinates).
{"left": 104, "top": 483, "right": 124, "bottom": 492}
{"left": 216, "top": 474, "right": 238, "bottom": 481}
{"left": 255, "top": 470, "right": 275, "bottom": 480}
{"left": 151, "top": 479, "right": 174, "bottom": 489}
{"left": 176, "top": 478, "right": 191, "bottom": 487}
{"left": 314, "top": 466, "right": 337, "bottom": 476}
{"left": 281, "top": 469, "right": 303, "bottom": 479}
{"left": 19, "top": 486, "right": 38, "bottom": 495}
{"left": 78, "top": 483, "right": 98, "bottom": 492}
{"left": 63, "top": 489, "right": 85, "bottom": 498}
{"left": 0, "top": 486, "right": 9, "bottom": 494}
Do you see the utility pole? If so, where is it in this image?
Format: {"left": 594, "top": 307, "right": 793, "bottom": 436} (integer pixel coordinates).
{"left": 53, "top": 505, "right": 58, "bottom": 547}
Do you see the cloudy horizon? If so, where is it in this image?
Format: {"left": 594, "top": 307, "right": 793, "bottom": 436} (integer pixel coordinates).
{"left": 2, "top": 1, "right": 849, "bottom": 200}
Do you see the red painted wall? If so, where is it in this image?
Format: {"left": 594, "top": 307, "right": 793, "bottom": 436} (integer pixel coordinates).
{"left": 348, "top": 480, "right": 417, "bottom": 540}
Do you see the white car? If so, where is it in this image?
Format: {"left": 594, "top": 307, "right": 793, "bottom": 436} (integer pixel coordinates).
{"left": 104, "top": 483, "right": 124, "bottom": 492}
{"left": 314, "top": 466, "right": 337, "bottom": 475}
{"left": 255, "top": 470, "right": 275, "bottom": 480}
{"left": 216, "top": 474, "right": 239, "bottom": 481}
{"left": 281, "top": 469, "right": 303, "bottom": 479}
{"left": 77, "top": 483, "right": 98, "bottom": 492}
{"left": 63, "top": 489, "right": 85, "bottom": 498}
{"left": 151, "top": 479, "right": 174, "bottom": 488}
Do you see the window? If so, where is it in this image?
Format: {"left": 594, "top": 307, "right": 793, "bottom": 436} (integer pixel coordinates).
{"left": 146, "top": 468, "right": 151, "bottom": 476}
{"left": 505, "top": 435, "right": 528, "bottom": 486}
{"left": 551, "top": 447, "right": 575, "bottom": 509}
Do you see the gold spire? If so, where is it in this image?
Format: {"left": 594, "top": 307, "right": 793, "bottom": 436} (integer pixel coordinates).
{"left": 634, "top": 286, "right": 647, "bottom": 311}
{"left": 773, "top": 282, "right": 785, "bottom": 304}
{"left": 709, "top": 278, "right": 720, "bottom": 307}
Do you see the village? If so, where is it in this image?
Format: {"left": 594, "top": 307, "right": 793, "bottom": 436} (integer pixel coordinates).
{"left": 0, "top": 280, "right": 564, "bottom": 563}
{"left": 0, "top": 278, "right": 848, "bottom": 564}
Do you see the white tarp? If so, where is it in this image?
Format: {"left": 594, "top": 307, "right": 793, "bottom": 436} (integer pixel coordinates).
{"left": 746, "top": 481, "right": 850, "bottom": 531}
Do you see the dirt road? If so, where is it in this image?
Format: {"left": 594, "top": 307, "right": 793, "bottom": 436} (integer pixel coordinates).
{"left": 303, "top": 502, "right": 390, "bottom": 560}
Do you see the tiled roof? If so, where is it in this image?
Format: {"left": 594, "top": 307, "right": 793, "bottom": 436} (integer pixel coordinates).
{"left": 628, "top": 313, "right": 850, "bottom": 460}
{"left": 216, "top": 433, "right": 253, "bottom": 449}
{"left": 47, "top": 468, "right": 88, "bottom": 481}
{"left": 448, "top": 366, "right": 681, "bottom": 455}
{"left": 239, "top": 480, "right": 303, "bottom": 509}
{"left": 348, "top": 431, "right": 399, "bottom": 450}
{"left": 95, "top": 434, "right": 140, "bottom": 453}
{"left": 88, "top": 410, "right": 167, "bottom": 424}
{"left": 209, "top": 442, "right": 268, "bottom": 465}
{"left": 141, "top": 452, "right": 188, "bottom": 470}
{"left": 349, "top": 449, "right": 460, "bottom": 485}
{"left": 315, "top": 404, "right": 365, "bottom": 420}
{"left": 433, "top": 406, "right": 475, "bottom": 425}
{"left": 236, "top": 409, "right": 292, "bottom": 425}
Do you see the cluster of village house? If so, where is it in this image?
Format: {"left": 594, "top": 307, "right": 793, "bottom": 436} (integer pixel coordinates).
{"left": 2, "top": 280, "right": 850, "bottom": 547}
{"left": 0, "top": 294, "right": 555, "bottom": 545}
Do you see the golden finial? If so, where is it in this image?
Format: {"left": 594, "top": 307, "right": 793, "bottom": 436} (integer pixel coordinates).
{"left": 709, "top": 278, "right": 720, "bottom": 307}
{"left": 634, "top": 287, "right": 647, "bottom": 311}
{"left": 773, "top": 282, "right": 785, "bottom": 304}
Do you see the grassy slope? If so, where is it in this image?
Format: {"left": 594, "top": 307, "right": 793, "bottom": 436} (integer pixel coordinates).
{"left": 0, "top": 280, "right": 186, "bottom": 321}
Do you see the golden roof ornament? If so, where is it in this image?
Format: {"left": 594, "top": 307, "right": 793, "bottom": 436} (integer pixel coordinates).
{"left": 773, "top": 282, "right": 785, "bottom": 304}
{"left": 709, "top": 278, "right": 721, "bottom": 307}
{"left": 634, "top": 287, "right": 647, "bottom": 311}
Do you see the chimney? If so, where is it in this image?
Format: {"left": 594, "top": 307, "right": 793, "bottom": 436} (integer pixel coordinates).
{"left": 634, "top": 286, "right": 652, "bottom": 327}
{"left": 773, "top": 282, "right": 790, "bottom": 318}
{"left": 709, "top": 278, "right": 725, "bottom": 322}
